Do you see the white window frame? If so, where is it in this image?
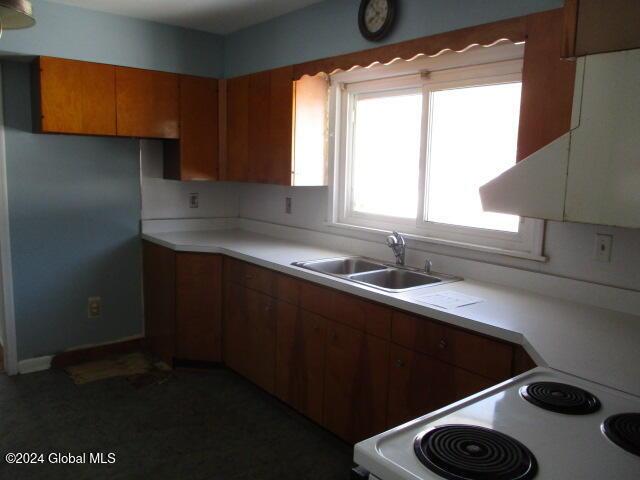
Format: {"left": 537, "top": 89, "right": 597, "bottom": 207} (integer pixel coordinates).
{"left": 327, "top": 43, "right": 546, "bottom": 261}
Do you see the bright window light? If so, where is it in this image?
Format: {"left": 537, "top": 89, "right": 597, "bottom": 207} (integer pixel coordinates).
{"left": 426, "top": 82, "right": 522, "bottom": 232}
{"left": 351, "top": 91, "right": 422, "bottom": 218}
{"left": 332, "top": 48, "right": 544, "bottom": 258}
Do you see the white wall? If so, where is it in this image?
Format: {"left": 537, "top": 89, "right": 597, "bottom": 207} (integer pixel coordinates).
{"left": 138, "top": 143, "right": 640, "bottom": 293}
{"left": 140, "top": 140, "right": 240, "bottom": 220}
{"left": 238, "top": 184, "right": 640, "bottom": 292}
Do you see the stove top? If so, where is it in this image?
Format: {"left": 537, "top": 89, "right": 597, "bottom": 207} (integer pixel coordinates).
{"left": 519, "top": 381, "right": 601, "bottom": 414}
{"left": 354, "top": 368, "right": 640, "bottom": 480}
{"left": 414, "top": 425, "right": 537, "bottom": 480}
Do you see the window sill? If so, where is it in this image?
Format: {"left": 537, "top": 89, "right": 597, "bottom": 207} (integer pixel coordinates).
{"left": 326, "top": 221, "right": 548, "bottom": 262}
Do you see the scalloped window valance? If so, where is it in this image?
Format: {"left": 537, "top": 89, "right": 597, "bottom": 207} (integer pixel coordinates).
{"left": 292, "top": 16, "right": 528, "bottom": 79}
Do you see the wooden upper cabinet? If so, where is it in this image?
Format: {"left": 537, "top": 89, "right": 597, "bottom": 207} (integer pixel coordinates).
{"left": 563, "top": 0, "right": 640, "bottom": 58}
{"left": 518, "top": 9, "right": 576, "bottom": 161}
{"left": 225, "top": 75, "right": 250, "bottom": 182}
{"left": 247, "top": 70, "right": 273, "bottom": 183}
{"left": 32, "top": 57, "right": 117, "bottom": 136}
{"left": 115, "top": 67, "right": 179, "bottom": 139}
{"left": 164, "top": 75, "right": 219, "bottom": 181}
{"left": 265, "top": 66, "right": 295, "bottom": 185}
{"left": 224, "top": 68, "right": 328, "bottom": 186}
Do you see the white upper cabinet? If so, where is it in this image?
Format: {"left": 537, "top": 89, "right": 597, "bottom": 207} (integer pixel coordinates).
{"left": 480, "top": 48, "right": 640, "bottom": 228}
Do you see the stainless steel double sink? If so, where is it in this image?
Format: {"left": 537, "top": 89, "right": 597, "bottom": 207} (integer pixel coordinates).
{"left": 291, "top": 256, "right": 460, "bottom": 293}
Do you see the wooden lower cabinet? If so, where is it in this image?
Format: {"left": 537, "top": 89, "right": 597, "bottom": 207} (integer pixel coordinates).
{"left": 323, "top": 320, "right": 390, "bottom": 444}
{"left": 387, "top": 344, "right": 495, "bottom": 427}
{"left": 276, "top": 309, "right": 327, "bottom": 424}
{"left": 142, "top": 242, "right": 176, "bottom": 365}
{"left": 218, "top": 258, "right": 535, "bottom": 444}
{"left": 223, "top": 283, "right": 282, "bottom": 394}
{"left": 175, "top": 253, "right": 222, "bottom": 362}
{"left": 143, "top": 242, "right": 223, "bottom": 365}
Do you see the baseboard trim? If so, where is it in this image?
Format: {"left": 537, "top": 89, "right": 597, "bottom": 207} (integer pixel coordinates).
{"left": 18, "top": 355, "right": 53, "bottom": 374}
{"left": 51, "top": 336, "right": 146, "bottom": 369}
{"left": 16, "top": 335, "right": 146, "bottom": 375}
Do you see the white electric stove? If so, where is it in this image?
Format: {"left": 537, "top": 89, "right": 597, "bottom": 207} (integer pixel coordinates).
{"left": 353, "top": 368, "right": 640, "bottom": 479}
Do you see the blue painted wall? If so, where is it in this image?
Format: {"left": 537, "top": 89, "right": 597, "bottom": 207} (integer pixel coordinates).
{"left": 0, "top": 0, "right": 223, "bottom": 77}
{"left": 2, "top": 62, "right": 143, "bottom": 360}
{"left": 223, "top": 0, "right": 563, "bottom": 77}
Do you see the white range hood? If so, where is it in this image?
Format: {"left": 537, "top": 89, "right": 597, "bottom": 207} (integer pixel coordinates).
{"left": 480, "top": 48, "right": 640, "bottom": 228}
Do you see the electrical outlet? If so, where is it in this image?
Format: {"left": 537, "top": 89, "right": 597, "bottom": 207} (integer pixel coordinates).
{"left": 88, "top": 296, "right": 101, "bottom": 319}
{"left": 285, "top": 197, "right": 292, "bottom": 214}
{"left": 189, "top": 192, "right": 199, "bottom": 209}
{"left": 595, "top": 234, "right": 613, "bottom": 262}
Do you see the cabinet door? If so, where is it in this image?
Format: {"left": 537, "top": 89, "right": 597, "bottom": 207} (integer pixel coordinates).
{"left": 387, "top": 345, "right": 495, "bottom": 427}
{"left": 116, "top": 67, "right": 179, "bottom": 139}
{"left": 223, "top": 282, "right": 250, "bottom": 377}
{"left": 175, "top": 253, "right": 222, "bottom": 362}
{"left": 225, "top": 75, "right": 250, "bottom": 181}
{"left": 244, "top": 288, "right": 279, "bottom": 394}
{"left": 222, "top": 283, "right": 279, "bottom": 394}
{"left": 225, "top": 68, "right": 295, "bottom": 185}
{"left": 267, "top": 66, "right": 294, "bottom": 185}
{"left": 247, "top": 71, "right": 271, "bottom": 183}
{"left": 142, "top": 241, "right": 176, "bottom": 365}
{"left": 323, "top": 320, "right": 390, "bottom": 443}
{"left": 276, "top": 309, "right": 327, "bottom": 424}
{"left": 34, "top": 57, "right": 116, "bottom": 136}
{"left": 166, "top": 75, "right": 219, "bottom": 180}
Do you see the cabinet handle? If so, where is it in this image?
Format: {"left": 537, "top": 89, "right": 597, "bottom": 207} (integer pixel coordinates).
{"left": 395, "top": 359, "right": 405, "bottom": 368}
{"left": 438, "top": 338, "right": 447, "bottom": 350}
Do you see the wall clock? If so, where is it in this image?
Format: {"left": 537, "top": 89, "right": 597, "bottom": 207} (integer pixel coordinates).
{"left": 358, "top": 0, "right": 397, "bottom": 42}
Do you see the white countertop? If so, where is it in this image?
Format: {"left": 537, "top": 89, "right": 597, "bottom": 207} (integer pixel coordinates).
{"left": 142, "top": 228, "right": 640, "bottom": 397}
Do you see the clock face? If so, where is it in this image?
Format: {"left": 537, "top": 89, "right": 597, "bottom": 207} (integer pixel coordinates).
{"left": 364, "top": 0, "right": 389, "bottom": 34}
{"left": 358, "top": 0, "right": 396, "bottom": 41}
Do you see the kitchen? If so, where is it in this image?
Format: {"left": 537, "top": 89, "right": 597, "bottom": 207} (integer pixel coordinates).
{"left": 0, "top": 0, "right": 639, "bottom": 479}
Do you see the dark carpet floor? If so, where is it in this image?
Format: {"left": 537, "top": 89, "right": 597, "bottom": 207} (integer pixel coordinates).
{"left": 0, "top": 367, "right": 353, "bottom": 479}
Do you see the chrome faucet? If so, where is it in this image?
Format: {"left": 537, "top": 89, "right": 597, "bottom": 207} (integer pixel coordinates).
{"left": 386, "top": 231, "right": 406, "bottom": 266}
{"left": 424, "top": 259, "right": 433, "bottom": 274}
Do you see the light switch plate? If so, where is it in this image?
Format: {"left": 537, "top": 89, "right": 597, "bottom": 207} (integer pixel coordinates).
{"left": 88, "top": 296, "right": 101, "bottom": 319}
{"left": 595, "top": 234, "right": 613, "bottom": 262}
{"left": 189, "top": 192, "right": 199, "bottom": 209}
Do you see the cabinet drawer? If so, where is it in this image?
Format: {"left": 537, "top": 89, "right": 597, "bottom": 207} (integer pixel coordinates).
{"left": 223, "top": 257, "right": 299, "bottom": 305}
{"left": 392, "top": 312, "right": 513, "bottom": 381}
{"left": 300, "top": 282, "right": 391, "bottom": 339}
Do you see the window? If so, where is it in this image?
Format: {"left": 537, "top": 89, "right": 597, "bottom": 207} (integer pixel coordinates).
{"left": 330, "top": 44, "right": 544, "bottom": 259}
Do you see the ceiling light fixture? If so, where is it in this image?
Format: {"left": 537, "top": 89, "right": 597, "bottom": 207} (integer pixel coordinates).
{"left": 0, "top": 0, "right": 35, "bottom": 38}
